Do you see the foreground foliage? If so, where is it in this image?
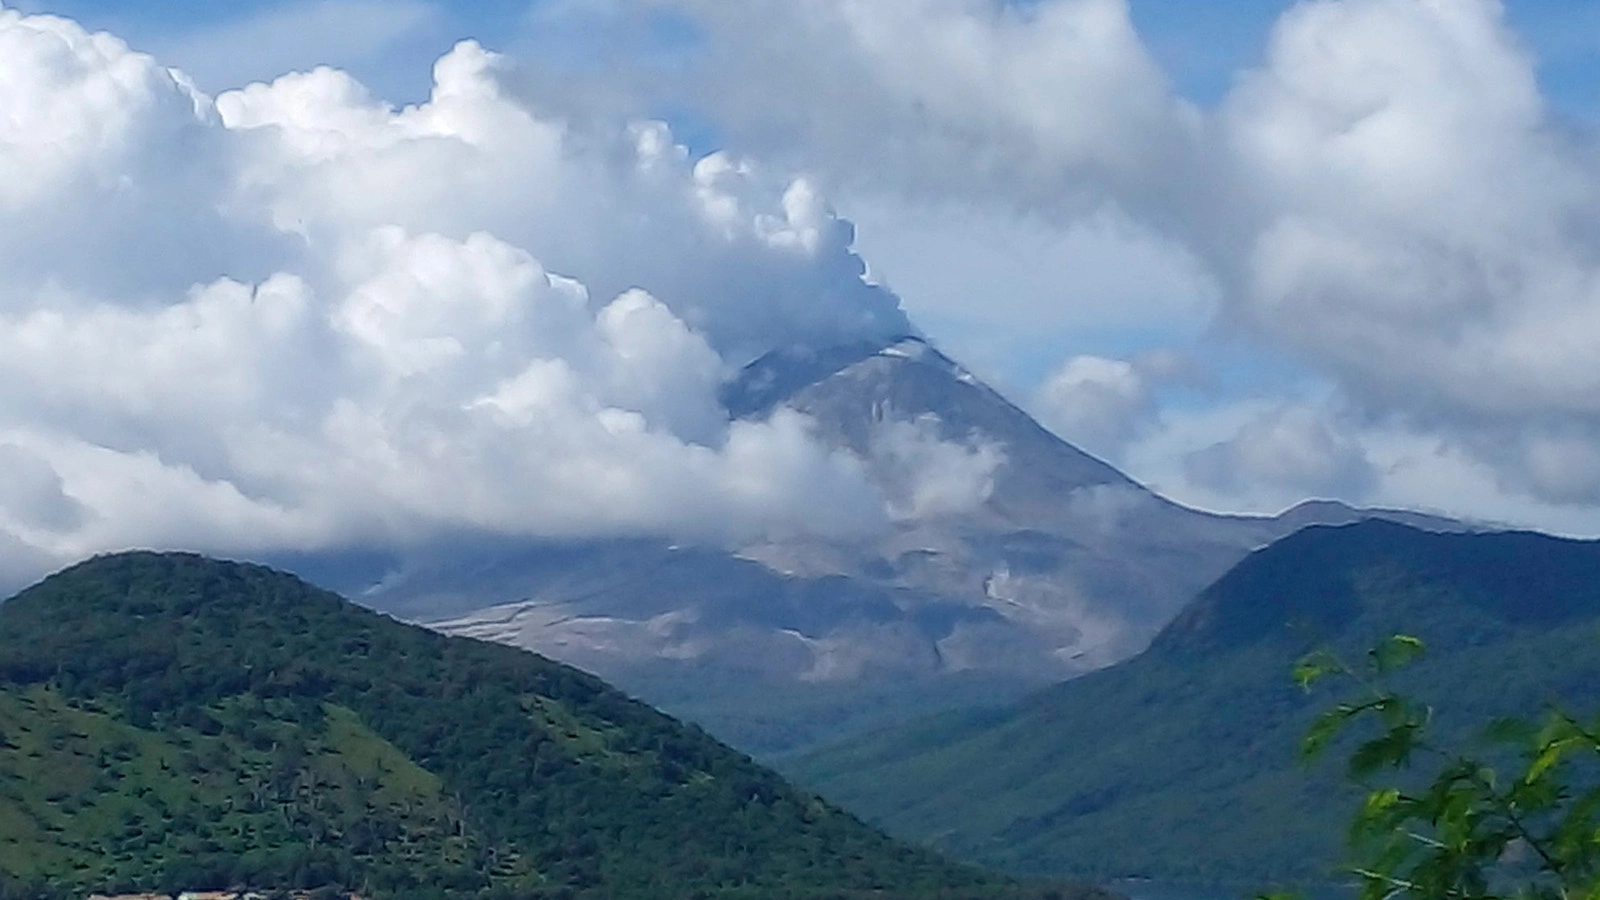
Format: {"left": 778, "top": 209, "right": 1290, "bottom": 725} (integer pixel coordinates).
{"left": 0, "top": 551, "right": 1107, "bottom": 900}
{"left": 1295, "top": 635, "right": 1600, "bottom": 900}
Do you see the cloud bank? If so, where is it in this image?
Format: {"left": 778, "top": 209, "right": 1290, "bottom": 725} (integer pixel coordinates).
{"left": 4, "top": 0, "right": 1599, "bottom": 586}
{"left": 638, "top": 0, "right": 1600, "bottom": 524}
{"left": 0, "top": 7, "right": 968, "bottom": 581}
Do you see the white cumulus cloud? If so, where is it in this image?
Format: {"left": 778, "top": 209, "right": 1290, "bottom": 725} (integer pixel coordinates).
{"left": 0, "top": 7, "right": 994, "bottom": 587}
{"left": 1031, "top": 351, "right": 1200, "bottom": 461}
{"left": 1032, "top": 356, "right": 1152, "bottom": 460}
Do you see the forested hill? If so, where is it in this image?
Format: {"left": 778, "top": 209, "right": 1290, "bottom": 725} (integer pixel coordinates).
{"left": 0, "top": 551, "right": 1109, "bottom": 900}
{"left": 791, "top": 520, "right": 1600, "bottom": 883}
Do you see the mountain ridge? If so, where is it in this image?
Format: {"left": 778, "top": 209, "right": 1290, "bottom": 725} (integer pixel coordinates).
{"left": 789, "top": 520, "right": 1600, "bottom": 881}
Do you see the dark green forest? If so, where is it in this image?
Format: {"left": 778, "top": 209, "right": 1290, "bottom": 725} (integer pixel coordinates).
{"left": 0, "top": 551, "right": 1111, "bottom": 900}
{"left": 792, "top": 521, "right": 1600, "bottom": 883}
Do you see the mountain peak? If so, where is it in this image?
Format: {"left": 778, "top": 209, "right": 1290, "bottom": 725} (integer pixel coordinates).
{"left": 721, "top": 334, "right": 939, "bottom": 419}
{"left": 9, "top": 549, "right": 349, "bottom": 628}
{"left": 723, "top": 335, "right": 1136, "bottom": 507}
{"left": 874, "top": 336, "right": 979, "bottom": 381}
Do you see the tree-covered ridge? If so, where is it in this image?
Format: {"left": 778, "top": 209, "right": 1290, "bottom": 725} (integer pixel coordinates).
{"left": 0, "top": 551, "right": 1109, "bottom": 900}
{"left": 791, "top": 521, "right": 1600, "bottom": 883}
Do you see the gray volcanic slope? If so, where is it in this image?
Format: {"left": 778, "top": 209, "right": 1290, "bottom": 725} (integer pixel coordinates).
{"left": 289, "top": 337, "right": 1460, "bottom": 757}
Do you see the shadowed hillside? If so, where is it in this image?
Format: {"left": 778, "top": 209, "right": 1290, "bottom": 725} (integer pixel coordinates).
{"left": 791, "top": 521, "right": 1600, "bottom": 882}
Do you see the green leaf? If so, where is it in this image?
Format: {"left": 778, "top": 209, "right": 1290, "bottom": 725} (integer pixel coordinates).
{"left": 1349, "top": 725, "right": 1422, "bottom": 777}
{"left": 1364, "top": 787, "right": 1403, "bottom": 817}
{"left": 1526, "top": 735, "right": 1585, "bottom": 784}
{"left": 1375, "top": 695, "right": 1408, "bottom": 729}
{"left": 1351, "top": 788, "right": 1409, "bottom": 841}
{"left": 1304, "top": 703, "right": 1369, "bottom": 761}
{"left": 1293, "top": 649, "right": 1343, "bottom": 691}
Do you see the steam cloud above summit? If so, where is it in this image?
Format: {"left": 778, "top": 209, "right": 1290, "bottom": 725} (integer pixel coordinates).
{"left": 627, "top": 0, "right": 1600, "bottom": 526}
{"left": 0, "top": 7, "right": 996, "bottom": 579}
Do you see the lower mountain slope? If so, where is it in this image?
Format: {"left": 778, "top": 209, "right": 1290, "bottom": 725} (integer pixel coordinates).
{"left": 389, "top": 338, "right": 1460, "bottom": 761}
{"left": 0, "top": 552, "right": 1109, "bottom": 900}
{"left": 789, "top": 521, "right": 1600, "bottom": 883}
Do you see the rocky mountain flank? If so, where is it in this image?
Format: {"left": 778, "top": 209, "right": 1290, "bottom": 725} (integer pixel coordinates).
{"left": 303, "top": 337, "right": 1459, "bottom": 754}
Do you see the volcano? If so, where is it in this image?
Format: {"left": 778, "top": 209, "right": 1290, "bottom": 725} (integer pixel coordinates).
{"left": 290, "top": 336, "right": 1460, "bottom": 756}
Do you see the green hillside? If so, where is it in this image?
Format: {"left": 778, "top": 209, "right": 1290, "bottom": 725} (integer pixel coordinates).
{"left": 790, "top": 521, "right": 1600, "bottom": 884}
{"left": 0, "top": 551, "right": 1111, "bottom": 900}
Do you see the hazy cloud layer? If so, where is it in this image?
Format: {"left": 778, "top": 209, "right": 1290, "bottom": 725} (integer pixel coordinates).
{"left": 629, "top": 0, "right": 1198, "bottom": 216}
{"left": 642, "top": 0, "right": 1600, "bottom": 523}
{"left": 1030, "top": 351, "right": 1199, "bottom": 461}
{"left": 1213, "top": 0, "right": 1600, "bottom": 505}
{"left": 868, "top": 415, "right": 1005, "bottom": 521}
{"left": 1184, "top": 405, "right": 1378, "bottom": 501}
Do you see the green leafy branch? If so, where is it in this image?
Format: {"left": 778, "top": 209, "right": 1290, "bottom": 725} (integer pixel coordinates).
{"left": 1290, "top": 635, "right": 1600, "bottom": 900}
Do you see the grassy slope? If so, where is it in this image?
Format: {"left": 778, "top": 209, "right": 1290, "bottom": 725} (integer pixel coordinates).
{"left": 0, "top": 688, "right": 477, "bottom": 892}
{"left": 791, "top": 521, "right": 1600, "bottom": 883}
{"left": 0, "top": 551, "right": 1110, "bottom": 900}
